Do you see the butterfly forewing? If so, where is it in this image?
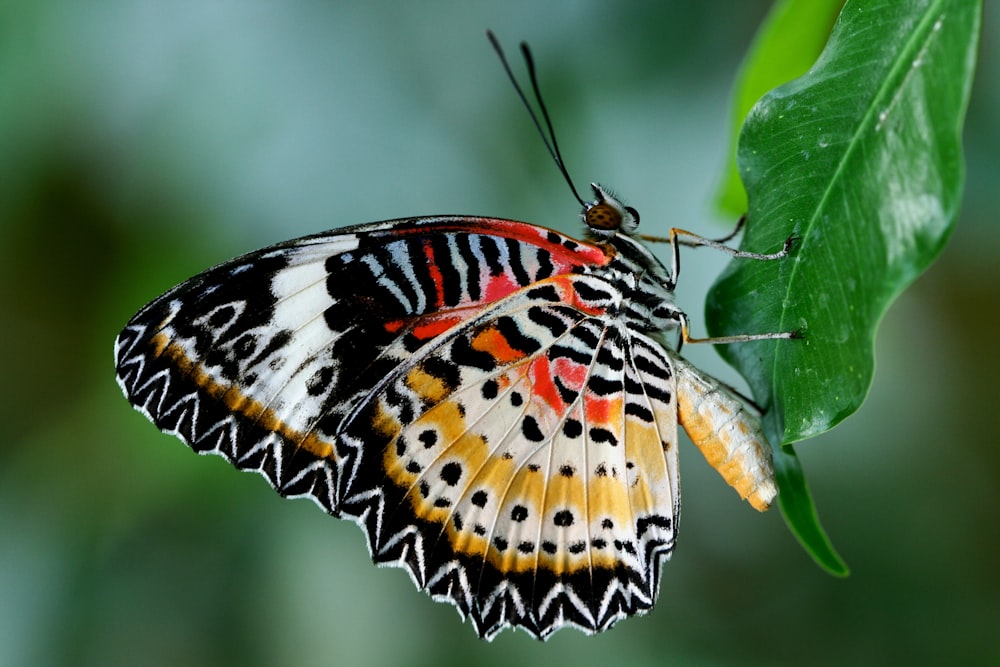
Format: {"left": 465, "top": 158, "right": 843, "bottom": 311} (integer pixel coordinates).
{"left": 115, "top": 217, "right": 604, "bottom": 483}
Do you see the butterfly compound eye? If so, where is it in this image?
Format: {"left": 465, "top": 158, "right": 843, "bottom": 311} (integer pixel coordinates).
{"left": 586, "top": 203, "right": 623, "bottom": 231}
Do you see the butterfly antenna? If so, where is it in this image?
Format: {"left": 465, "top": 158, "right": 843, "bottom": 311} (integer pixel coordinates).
{"left": 487, "top": 30, "right": 587, "bottom": 208}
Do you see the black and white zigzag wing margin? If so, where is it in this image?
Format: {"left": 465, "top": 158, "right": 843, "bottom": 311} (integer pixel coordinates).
{"left": 114, "top": 230, "right": 364, "bottom": 513}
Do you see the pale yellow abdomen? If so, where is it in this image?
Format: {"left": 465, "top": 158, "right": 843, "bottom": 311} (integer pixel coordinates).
{"left": 673, "top": 357, "right": 777, "bottom": 511}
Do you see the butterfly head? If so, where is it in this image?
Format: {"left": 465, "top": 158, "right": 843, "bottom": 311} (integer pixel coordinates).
{"left": 583, "top": 183, "right": 640, "bottom": 237}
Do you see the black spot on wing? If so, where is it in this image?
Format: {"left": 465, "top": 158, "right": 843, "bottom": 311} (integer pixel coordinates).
{"left": 525, "top": 284, "right": 560, "bottom": 303}
{"left": 553, "top": 377, "right": 578, "bottom": 404}
{"left": 636, "top": 514, "right": 672, "bottom": 537}
{"left": 632, "top": 349, "right": 671, "bottom": 382}
{"left": 553, "top": 510, "right": 574, "bottom": 526}
{"left": 456, "top": 233, "right": 482, "bottom": 301}
{"left": 587, "top": 374, "right": 623, "bottom": 396}
{"left": 521, "top": 415, "right": 545, "bottom": 442}
{"left": 562, "top": 419, "right": 582, "bottom": 438}
{"left": 440, "top": 462, "right": 462, "bottom": 486}
{"left": 527, "top": 306, "right": 572, "bottom": 337}
{"left": 549, "top": 343, "right": 594, "bottom": 366}
{"left": 589, "top": 427, "right": 618, "bottom": 447}
{"left": 596, "top": 345, "right": 624, "bottom": 371}
{"left": 504, "top": 237, "right": 531, "bottom": 287}
{"left": 417, "top": 355, "right": 461, "bottom": 394}
{"left": 429, "top": 235, "right": 463, "bottom": 307}
{"left": 570, "top": 322, "right": 601, "bottom": 349}
{"left": 449, "top": 335, "right": 496, "bottom": 371}
{"left": 496, "top": 316, "right": 541, "bottom": 355}
{"left": 625, "top": 402, "right": 655, "bottom": 422}
{"left": 481, "top": 235, "right": 506, "bottom": 277}
{"left": 535, "top": 245, "right": 555, "bottom": 280}
{"left": 572, "top": 280, "right": 613, "bottom": 304}
{"left": 481, "top": 379, "right": 499, "bottom": 399}
{"left": 305, "top": 365, "right": 334, "bottom": 396}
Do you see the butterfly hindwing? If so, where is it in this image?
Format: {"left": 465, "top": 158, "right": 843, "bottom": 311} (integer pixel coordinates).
{"left": 331, "top": 274, "right": 679, "bottom": 637}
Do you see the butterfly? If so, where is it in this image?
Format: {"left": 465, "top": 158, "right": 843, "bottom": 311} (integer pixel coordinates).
{"left": 114, "top": 34, "right": 795, "bottom": 640}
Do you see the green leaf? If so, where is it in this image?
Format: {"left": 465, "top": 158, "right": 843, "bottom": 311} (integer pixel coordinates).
{"left": 706, "top": 0, "right": 980, "bottom": 570}
{"left": 716, "top": 0, "right": 845, "bottom": 216}
{"left": 773, "top": 447, "right": 848, "bottom": 576}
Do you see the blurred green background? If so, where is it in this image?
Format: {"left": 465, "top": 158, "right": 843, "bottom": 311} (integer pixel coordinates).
{"left": 2, "top": 1, "right": 997, "bottom": 665}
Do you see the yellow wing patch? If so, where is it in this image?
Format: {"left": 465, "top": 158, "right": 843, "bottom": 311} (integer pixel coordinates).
{"left": 151, "top": 332, "right": 338, "bottom": 460}
{"left": 377, "top": 341, "right": 678, "bottom": 577}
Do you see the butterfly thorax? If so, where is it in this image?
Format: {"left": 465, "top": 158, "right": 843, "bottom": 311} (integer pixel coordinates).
{"left": 580, "top": 184, "right": 682, "bottom": 337}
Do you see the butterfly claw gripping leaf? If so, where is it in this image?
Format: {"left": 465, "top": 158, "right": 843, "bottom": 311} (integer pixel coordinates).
{"left": 115, "top": 181, "right": 791, "bottom": 639}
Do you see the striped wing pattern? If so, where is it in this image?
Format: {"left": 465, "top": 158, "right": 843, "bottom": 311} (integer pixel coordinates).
{"left": 115, "top": 215, "right": 769, "bottom": 639}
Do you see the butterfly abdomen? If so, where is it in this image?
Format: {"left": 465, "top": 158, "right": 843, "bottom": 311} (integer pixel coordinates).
{"left": 673, "top": 357, "right": 777, "bottom": 511}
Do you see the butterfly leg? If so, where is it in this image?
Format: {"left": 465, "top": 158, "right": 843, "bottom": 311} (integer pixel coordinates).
{"left": 642, "top": 221, "right": 798, "bottom": 350}
{"left": 680, "top": 214, "right": 747, "bottom": 246}
{"left": 673, "top": 312, "right": 800, "bottom": 357}
{"left": 640, "top": 224, "right": 795, "bottom": 291}
{"left": 677, "top": 312, "right": 799, "bottom": 350}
